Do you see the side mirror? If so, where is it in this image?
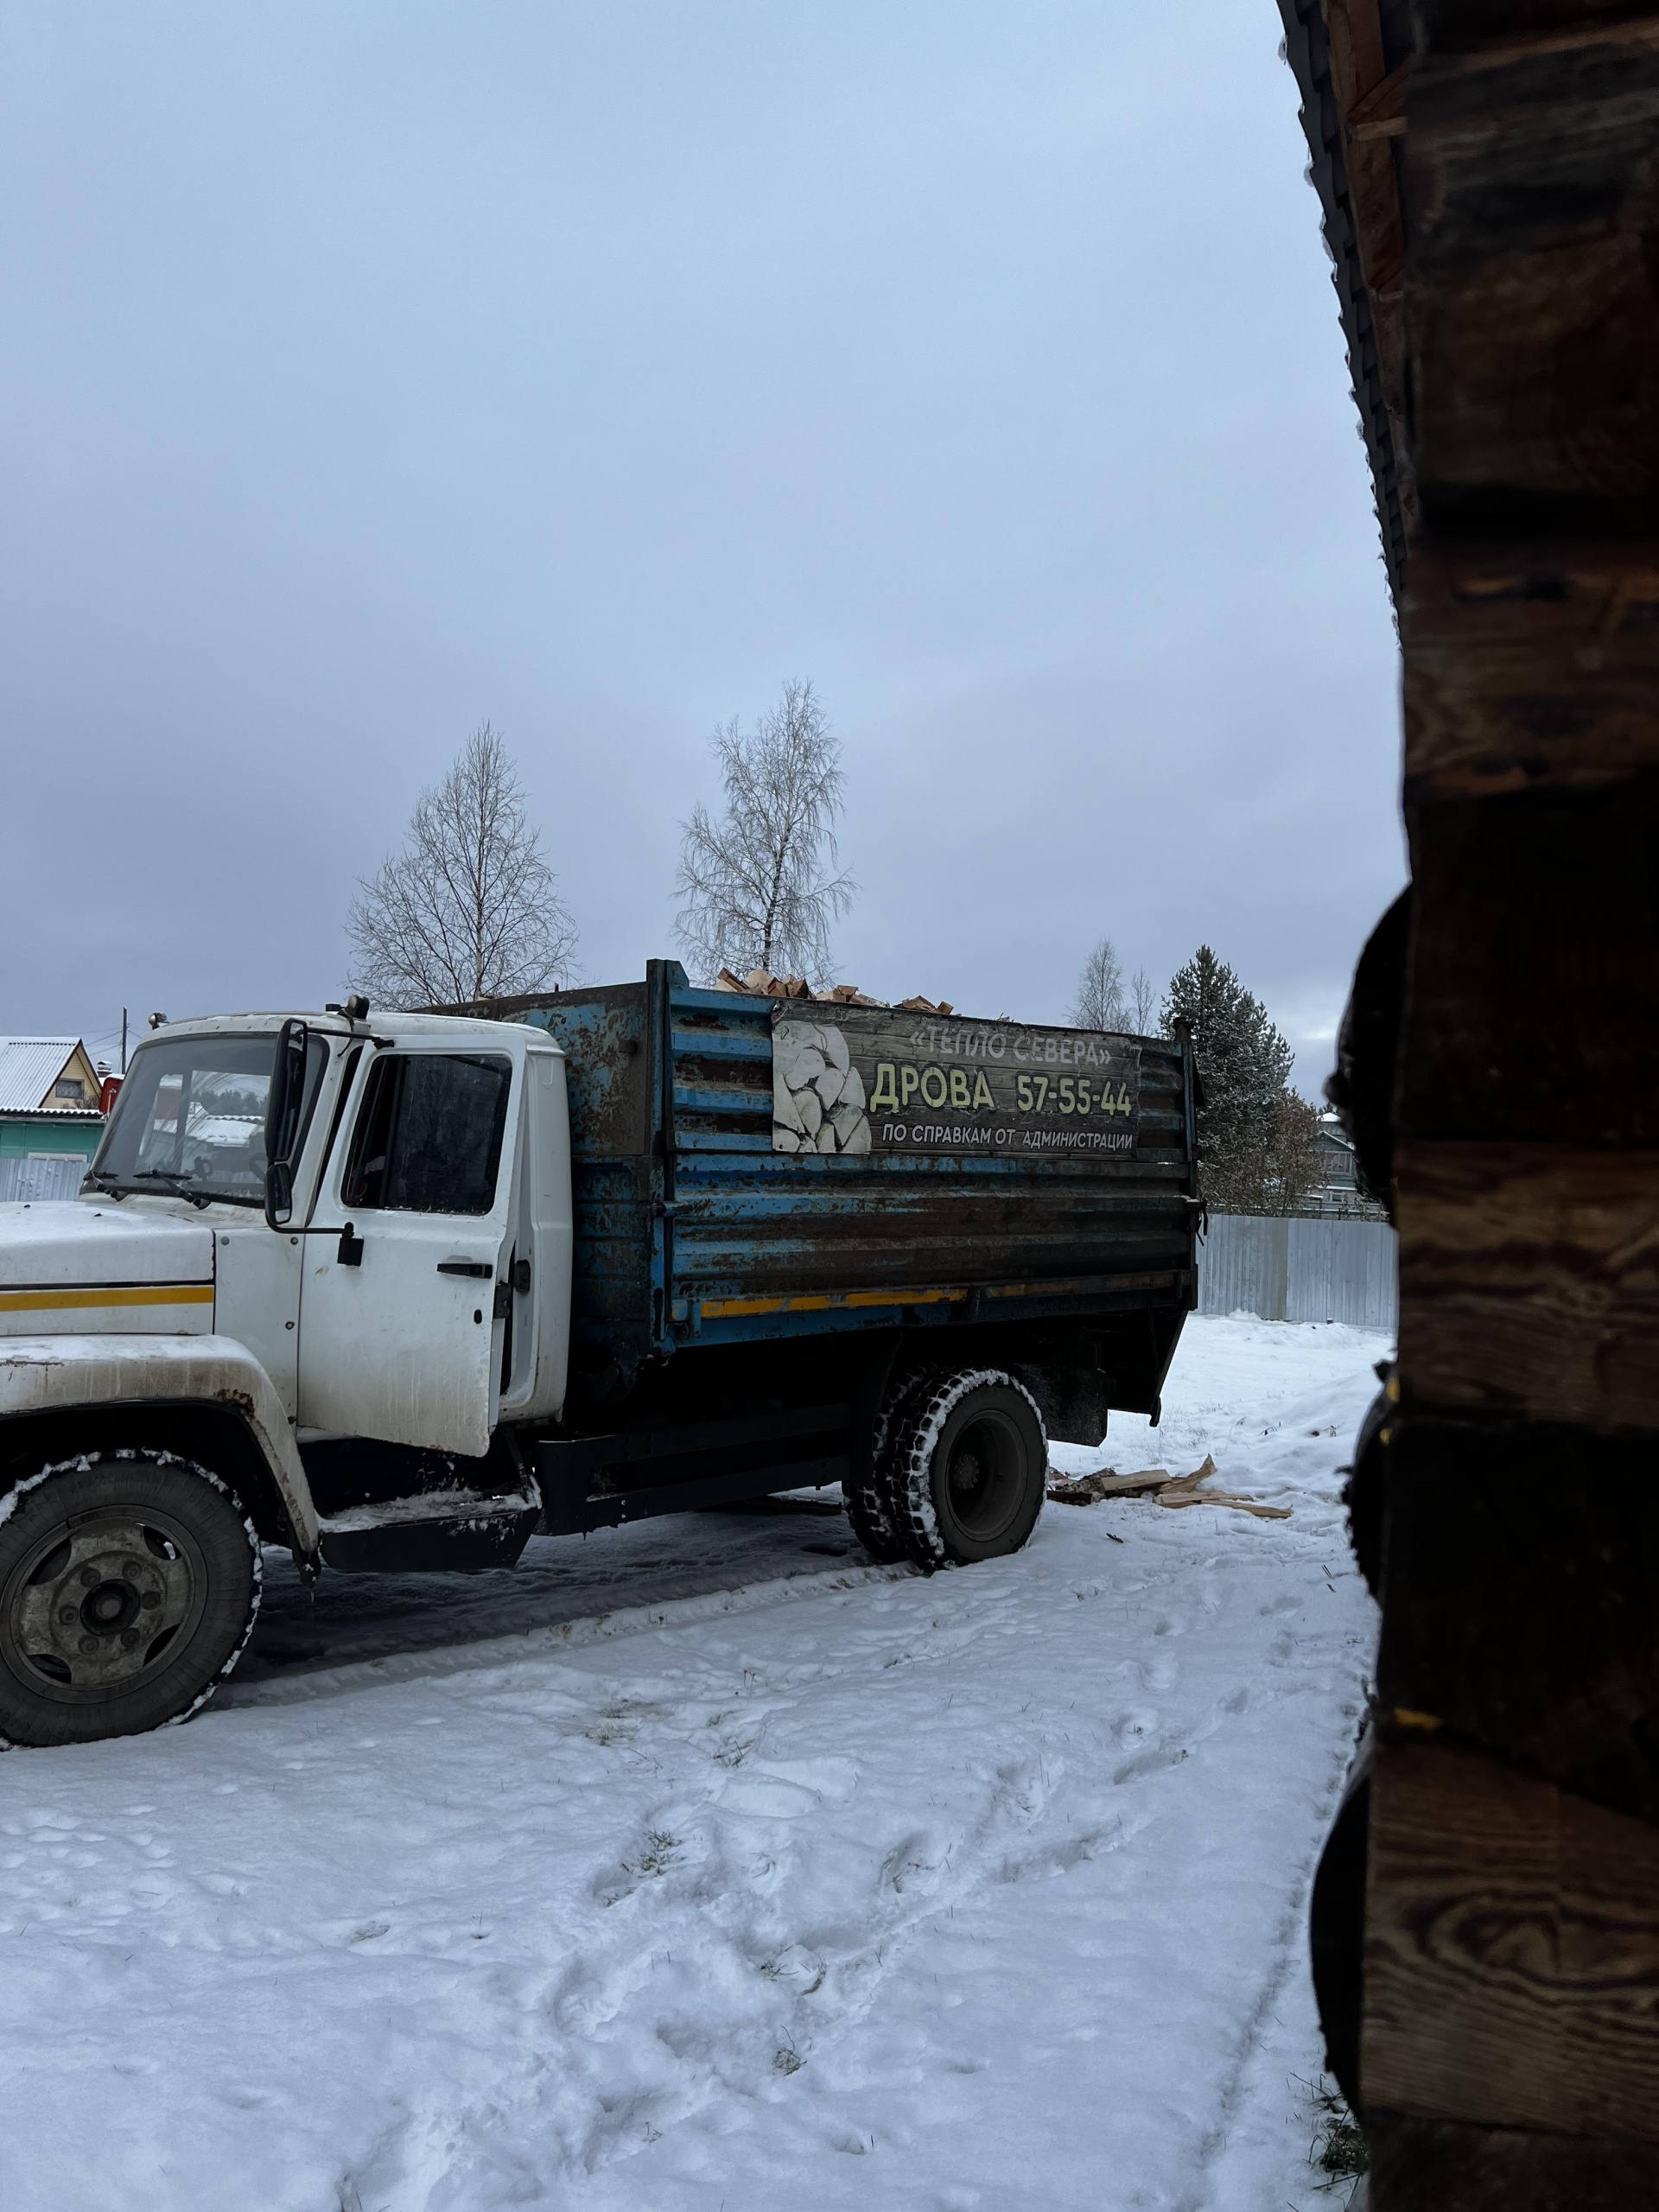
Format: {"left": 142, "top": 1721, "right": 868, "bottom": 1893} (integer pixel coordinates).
{"left": 264, "top": 1158, "right": 295, "bottom": 1230}
{"left": 264, "top": 1020, "right": 308, "bottom": 1230}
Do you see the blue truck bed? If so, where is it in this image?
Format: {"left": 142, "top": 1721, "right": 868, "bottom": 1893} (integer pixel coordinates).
{"left": 500, "top": 962, "right": 1198, "bottom": 1396}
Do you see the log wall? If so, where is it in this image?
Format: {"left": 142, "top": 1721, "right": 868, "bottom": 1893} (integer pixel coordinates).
{"left": 1284, "top": 3, "right": 1659, "bottom": 2202}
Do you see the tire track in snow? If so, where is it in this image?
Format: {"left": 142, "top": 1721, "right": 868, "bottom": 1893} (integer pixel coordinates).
{"left": 216, "top": 1557, "right": 918, "bottom": 1712}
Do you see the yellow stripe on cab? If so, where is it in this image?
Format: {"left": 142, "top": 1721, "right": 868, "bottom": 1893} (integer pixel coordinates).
{"left": 0, "top": 1284, "right": 215, "bottom": 1313}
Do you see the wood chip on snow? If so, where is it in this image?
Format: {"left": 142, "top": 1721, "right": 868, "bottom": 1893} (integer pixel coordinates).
{"left": 1046, "top": 1452, "right": 1290, "bottom": 1520}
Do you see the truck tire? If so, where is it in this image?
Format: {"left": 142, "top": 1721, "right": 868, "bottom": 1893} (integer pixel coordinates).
{"left": 0, "top": 1451, "right": 262, "bottom": 1750}
{"left": 844, "top": 1370, "right": 934, "bottom": 1564}
{"left": 877, "top": 1369, "right": 1047, "bottom": 1571}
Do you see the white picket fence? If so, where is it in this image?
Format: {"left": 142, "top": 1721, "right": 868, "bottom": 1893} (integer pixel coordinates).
{"left": 0, "top": 1154, "right": 92, "bottom": 1204}
{"left": 1197, "top": 1211, "right": 1397, "bottom": 1333}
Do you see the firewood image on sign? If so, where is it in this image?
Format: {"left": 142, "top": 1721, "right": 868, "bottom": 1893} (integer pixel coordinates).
{"left": 772, "top": 1020, "right": 871, "bottom": 1154}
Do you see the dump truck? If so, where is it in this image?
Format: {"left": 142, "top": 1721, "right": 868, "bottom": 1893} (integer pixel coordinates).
{"left": 0, "top": 961, "right": 1198, "bottom": 1746}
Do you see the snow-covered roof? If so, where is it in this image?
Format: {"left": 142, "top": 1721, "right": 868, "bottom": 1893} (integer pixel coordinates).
{"left": 0, "top": 1037, "right": 86, "bottom": 1112}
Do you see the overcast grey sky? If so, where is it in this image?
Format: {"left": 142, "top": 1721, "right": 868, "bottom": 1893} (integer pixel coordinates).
{"left": 1, "top": 2, "right": 1402, "bottom": 1090}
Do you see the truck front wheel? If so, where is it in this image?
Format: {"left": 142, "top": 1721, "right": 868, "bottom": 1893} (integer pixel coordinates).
{"left": 0, "top": 1451, "right": 261, "bottom": 1749}
{"left": 877, "top": 1369, "right": 1046, "bottom": 1570}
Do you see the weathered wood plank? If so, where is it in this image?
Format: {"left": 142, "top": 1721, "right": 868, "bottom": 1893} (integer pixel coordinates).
{"left": 1396, "top": 1145, "right": 1659, "bottom": 1429}
{"left": 1326, "top": 0, "right": 1408, "bottom": 294}
{"left": 1377, "top": 1420, "right": 1659, "bottom": 1819}
{"left": 1364, "top": 1736, "right": 1659, "bottom": 2137}
{"left": 1405, "top": 35, "right": 1659, "bottom": 537}
{"left": 1423, "top": 5, "right": 1659, "bottom": 67}
{"left": 1402, "top": 542, "right": 1659, "bottom": 797}
{"left": 1370, "top": 2111, "right": 1659, "bottom": 2212}
{"left": 1398, "top": 776, "right": 1659, "bottom": 1144}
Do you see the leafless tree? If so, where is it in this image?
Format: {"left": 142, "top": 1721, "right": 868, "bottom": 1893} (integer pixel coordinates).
{"left": 1205, "top": 1088, "right": 1326, "bottom": 1216}
{"left": 674, "top": 679, "right": 855, "bottom": 983}
{"left": 1125, "top": 968, "right": 1159, "bottom": 1033}
{"left": 347, "top": 723, "right": 578, "bottom": 1008}
{"left": 1071, "top": 938, "right": 1128, "bottom": 1031}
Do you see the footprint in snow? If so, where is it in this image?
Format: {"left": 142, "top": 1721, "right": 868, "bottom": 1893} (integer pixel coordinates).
{"left": 717, "top": 1756, "right": 858, "bottom": 1819}
{"left": 718, "top": 1775, "right": 823, "bottom": 1820}
{"left": 878, "top": 1831, "right": 937, "bottom": 1893}
{"left": 1113, "top": 1743, "right": 1190, "bottom": 1787}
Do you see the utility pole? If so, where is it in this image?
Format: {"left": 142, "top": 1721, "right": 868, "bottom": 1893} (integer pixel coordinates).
{"left": 119, "top": 1007, "right": 128, "bottom": 1076}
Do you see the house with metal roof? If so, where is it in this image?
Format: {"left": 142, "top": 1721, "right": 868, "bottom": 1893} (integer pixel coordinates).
{"left": 0, "top": 1037, "right": 106, "bottom": 1202}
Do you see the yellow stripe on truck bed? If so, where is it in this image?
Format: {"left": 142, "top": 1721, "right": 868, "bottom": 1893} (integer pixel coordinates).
{"left": 698, "top": 1287, "right": 967, "bottom": 1319}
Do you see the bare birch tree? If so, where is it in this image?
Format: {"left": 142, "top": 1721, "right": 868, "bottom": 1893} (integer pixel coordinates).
{"left": 1124, "top": 968, "right": 1158, "bottom": 1033}
{"left": 347, "top": 723, "right": 578, "bottom": 1008}
{"left": 673, "top": 679, "right": 855, "bottom": 983}
{"left": 1071, "top": 938, "right": 1128, "bottom": 1031}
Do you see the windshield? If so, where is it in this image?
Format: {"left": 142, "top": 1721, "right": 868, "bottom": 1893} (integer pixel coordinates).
{"left": 91, "top": 1032, "right": 327, "bottom": 1207}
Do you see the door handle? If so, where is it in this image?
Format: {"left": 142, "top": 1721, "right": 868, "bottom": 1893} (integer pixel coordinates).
{"left": 436, "top": 1261, "right": 493, "bottom": 1278}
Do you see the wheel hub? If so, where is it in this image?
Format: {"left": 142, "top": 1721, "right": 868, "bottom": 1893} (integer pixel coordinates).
{"left": 945, "top": 1414, "right": 1024, "bottom": 1541}
{"left": 3, "top": 1511, "right": 199, "bottom": 1699}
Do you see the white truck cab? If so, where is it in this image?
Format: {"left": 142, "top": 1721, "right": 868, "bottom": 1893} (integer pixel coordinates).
{"left": 0, "top": 1007, "right": 573, "bottom": 1748}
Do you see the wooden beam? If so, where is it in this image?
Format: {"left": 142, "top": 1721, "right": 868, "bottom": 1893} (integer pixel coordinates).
{"left": 1398, "top": 777, "right": 1659, "bottom": 1146}
{"left": 1402, "top": 542, "right": 1659, "bottom": 798}
{"left": 1405, "top": 40, "right": 1659, "bottom": 539}
{"left": 1325, "top": 0, "right": 1408, "bottom": 296}
{"left": 1396, "top": 1147, "right": 1659, "bottom": 1430}
{"left": 1451, "top": 16, "right": 1659, "bottom": 72}
{"left": 1369, "top": 2113, "right": 1659, "bottom": 2210}
{"left": 1377, "top": 1422, "right": 1659, "bottom": 1819}
{"left": 1349, "top": 60, "right": 1411, "bottom": 141}
{"left": 1364, "top": 1736, "right": 1659, "bottom": 2139}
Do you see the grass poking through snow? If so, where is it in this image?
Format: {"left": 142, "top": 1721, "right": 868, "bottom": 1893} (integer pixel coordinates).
{"left": 1300, "top": 2073, "right": 1368, "bottom": 2200}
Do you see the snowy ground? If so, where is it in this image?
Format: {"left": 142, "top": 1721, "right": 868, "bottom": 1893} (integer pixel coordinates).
{"left": 0, "top": 1318, "right": 1382, "bottom": 2212}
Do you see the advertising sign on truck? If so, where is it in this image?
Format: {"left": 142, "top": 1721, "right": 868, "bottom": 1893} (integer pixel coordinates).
{"left": 772, "top": 1006, "right": 1141, "bottom": 1157}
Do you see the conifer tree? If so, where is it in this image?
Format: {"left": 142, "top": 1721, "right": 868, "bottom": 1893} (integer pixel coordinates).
{"left": 1162, "top": 947, "right": 1317, "bottom": 1212}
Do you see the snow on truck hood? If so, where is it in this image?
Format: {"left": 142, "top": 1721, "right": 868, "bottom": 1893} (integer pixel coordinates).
{"left": 0, "top": 1204, "right": 215, "bottom": 1339}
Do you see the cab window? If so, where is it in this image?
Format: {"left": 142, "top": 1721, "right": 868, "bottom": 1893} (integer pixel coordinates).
{"left": 341, "top": 1054, "right": 512, "bottom": 1216}
{"left": 92, "top": 1032, "right": 327, "bottom": 1206}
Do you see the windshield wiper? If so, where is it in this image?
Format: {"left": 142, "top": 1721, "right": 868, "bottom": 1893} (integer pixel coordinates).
{"left": 131, "top": 1169, "right": 213, "bottom": 1211}
{"left": 80, "top": 1169, "right": 128, "bottom": 1201}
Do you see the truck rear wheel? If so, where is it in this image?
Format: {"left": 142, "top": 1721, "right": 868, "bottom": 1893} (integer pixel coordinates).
{"left": 0, "top": 1451, "right": 261, "bottom": 1749}
{"left": 876, "top": 1369, "right": 1047, "bottom": 1570}
{"left": 844, "top": 1370, "right": 934, "bottom": 1564}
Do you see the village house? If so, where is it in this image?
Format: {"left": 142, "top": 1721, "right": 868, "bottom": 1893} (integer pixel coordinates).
{"left": 0, "top": 1038, "right": 107, "bottom": 1202}
{"left": 1309, "top": 1108, "right": 1385, "bottom": 1219}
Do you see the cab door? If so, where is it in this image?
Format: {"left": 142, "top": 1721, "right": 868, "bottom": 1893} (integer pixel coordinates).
{"left": 297, "top": 1045, "right": 518, "bottom": 1456}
